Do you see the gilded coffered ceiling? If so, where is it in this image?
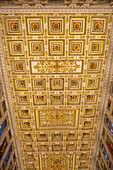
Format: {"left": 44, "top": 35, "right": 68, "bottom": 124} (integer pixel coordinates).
{"left": 0, "top": 5, "right": 113, "bottom": 170}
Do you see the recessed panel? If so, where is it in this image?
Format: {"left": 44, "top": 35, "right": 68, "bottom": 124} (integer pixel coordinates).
{"left": 35, "top": 109, "right": 79, "bottom": 130}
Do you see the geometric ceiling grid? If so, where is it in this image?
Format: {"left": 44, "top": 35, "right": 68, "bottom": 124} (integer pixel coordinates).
{"left": 0, "top": 10, "right": 112, "bottom": 170}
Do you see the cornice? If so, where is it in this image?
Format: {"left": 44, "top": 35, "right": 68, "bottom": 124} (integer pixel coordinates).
{"left": 0, "top": 5, "right": 113, "bottom": 14}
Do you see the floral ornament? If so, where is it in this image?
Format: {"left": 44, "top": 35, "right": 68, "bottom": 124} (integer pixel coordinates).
{"left": 83, "top": 133, "right": 89, "bottom": 138}
{"left": 54, "top": 96, "right": 60, "bottom": 102}
{"left": 84, "top": 121, "right": 91, "bottom": 127}
{"left": 59, "top": 113, "right": 65, "bottom": 121}
{"left": 36, "top": 81, "right": 42, "bottom": 86}
{"left": 89, "top": 80, "right": 95, "bottom": 86}
{"left": 90, "top": 63, "right": 97, "bottom": 69}
{"left": 65, "top": 114, "right": 70, "bottom": 122}
{"left": 54, "top": 45, "right": 60, "bottom": 51}
{"left": 32, "top": 23, "right": 39, "bottom": 31}
{"left": 53, "top": 23, "right": 59, "bottom": 30}
{"left": 40, "top": 134, "right": 46, "bottom": 138}
{"left": 71, "top": 80, "right": 77, "bottom": 86}
{"left": 54, "top": 81, "right": 60, "bottom": 86}
{"left": 82, "top": 144, "right": 87, "bottom": 148}
{"left": 21, "top": 96, "right": 27, "bottom": 101}
{"left": 27, "top": 154, "right": 33, "bottom": 158}
{"left": 69, "top": 133, "right": 74, "bottom": 138}
{"left": 49, "top": 113, "right": 54, "bottom": 122}
{"left": 37, "top": 96, "right": 43, "bottom": 101}
{"left": 25, "top": 134, "right": 31, "bottom": 139}
{"left": 86, "top": 109, "right": 92, "bottom": 114}
{"left": 70, "top": 95, "right": 77, "bottom": 102}
{"left": 27, "top": 145, "right": 32, "bottom": 149}
{"left": 74, "top": 23, "right": 81, "bottom": 30}
{"left": 55, "top": 134, "right": 60, "bottom": 138}
{"left": 24, "top": 122, "right": 30, "bottom": 127}
{"left": 74, "top": 64, "right": 81, "bottom": 72}
{"left": 41, "top": 145, "right": 46, "bottom": 149}
{"left": 81, "top": 153, "right": 86, "bottom": 157}
{"left": 22, "top": 110, "right": 28, "bottom": 115}
{"left": 73, "top": 44, "right": 80, "bottom": 51}
{"left": 11, "top": 23, "right": 18, "bottom": 31}
{"left": 80, "top": 163, "right": 85, "bottom": 166}
{"left": 28, "top": 163, "right": 34, "bottom": 168}
{"left": 92, "top": 44, "right": 99, "bottom": 51}
{"left": 55, "top": 144, "right": 60, "bottom": 148}
{"left": 87, "top": 95, "right": 93, "bottom": 101}
{"left": 95, "top": 23, "right": 101, "bottom": 30}
{"left": 14, "top": 45, "right": 21, "bottom": 52}
{"left": 44, "top": 113, "right": 49, "bottom": 121}
{"left": 53, "top": 62, "right": 61, "bottom": 72}
{"left": 16, "top": 63, "right": 23, "bottom": 70}
{"left": 69, "top": 144, "right": 74, "bottom": 148}
{"left": 55, "top": 114, "right": 60, "bottom": 122}
{"left": 33, "top": 45, "right": 40, "bottom": 52}
{"left": 18, "top": 81, "right": 25, "bottom": 87}
{"left": 54, "top": 160, "right": 61, "bottom": 168}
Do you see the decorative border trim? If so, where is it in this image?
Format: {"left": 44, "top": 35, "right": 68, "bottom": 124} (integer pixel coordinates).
{"left": 0, "top": 20, "right": 23, "bottom": 170}
{"left": 91, "top": 15, "right": 113, "bottom": 170}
